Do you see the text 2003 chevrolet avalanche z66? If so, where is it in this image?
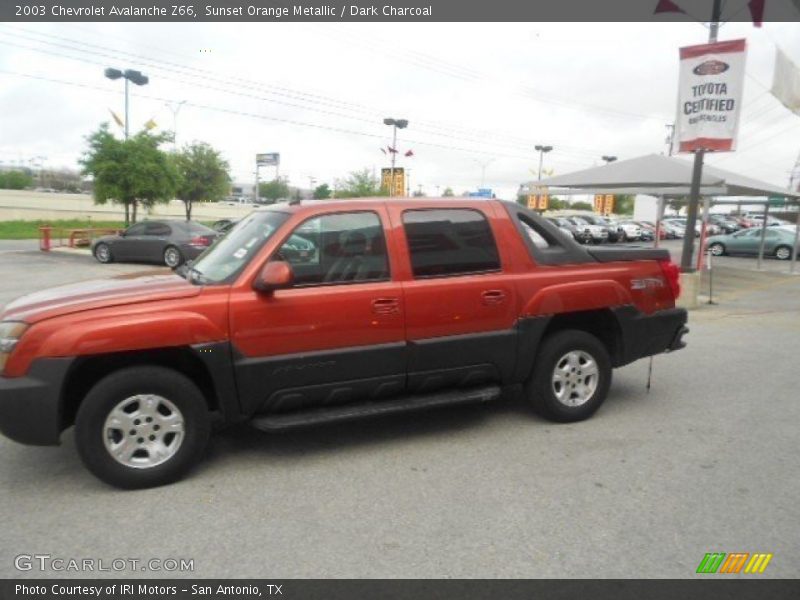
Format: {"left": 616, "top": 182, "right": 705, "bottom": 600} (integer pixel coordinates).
{"left": 0, "top": 199, "right": 687, "bottom": 488}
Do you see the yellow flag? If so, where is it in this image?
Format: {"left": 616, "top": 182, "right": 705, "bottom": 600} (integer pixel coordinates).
{"left": 108, "top": 109, "right": 124, "bottom": 128}
{"left": 144, "top": 118, "right": 157, "bottom": 130}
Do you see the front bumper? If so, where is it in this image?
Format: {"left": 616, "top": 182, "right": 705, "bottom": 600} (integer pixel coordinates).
{"left": 612, "top": 306, "right": 688, "bottom": 367}
{"left": 0, "top": 358, "right": 73, "bottom": 446}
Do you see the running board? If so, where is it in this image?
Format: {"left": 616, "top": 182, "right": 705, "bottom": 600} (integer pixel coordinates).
{"left": 250, "top": 385, "right": 501, "bottom": 432}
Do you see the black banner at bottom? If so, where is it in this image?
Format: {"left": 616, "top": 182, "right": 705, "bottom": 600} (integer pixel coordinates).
{"left": 2, "top": 580, "right": 800, "bottom": 600}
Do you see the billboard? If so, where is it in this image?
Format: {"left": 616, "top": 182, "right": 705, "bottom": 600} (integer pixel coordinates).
{"left": 594, "top": 194, "right": 614, "bottom": 215}
{"left": 675, "top": 39, "right": 747, "bottom": 153}
{"left": 380, "top": 167, "right": 405, "bottom": 196}
{"left": 256, "top": 153, "right": 280, "bottom": 166}
{"left": 527, "top": 186, "right": 548, "bottom": 211}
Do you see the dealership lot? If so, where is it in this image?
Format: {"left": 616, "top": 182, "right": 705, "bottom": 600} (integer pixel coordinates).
{"left": 0, "top": 243, "right": 798, "bottom": 578}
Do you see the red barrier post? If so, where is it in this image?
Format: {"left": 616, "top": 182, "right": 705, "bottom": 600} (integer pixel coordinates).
{"left": 39, "top": 226, "right": 52, "bottom": 252}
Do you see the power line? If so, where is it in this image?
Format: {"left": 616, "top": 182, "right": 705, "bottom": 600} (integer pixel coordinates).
{"left": 0, "top": 29, "right": 614, "bottom": 162}
{"left": 0, "top": 68, "right": 589, "bottom": 172}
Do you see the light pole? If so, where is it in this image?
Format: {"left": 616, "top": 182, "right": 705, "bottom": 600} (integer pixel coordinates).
{"left": 534, "top": 145, "right": 553, "bottom": 180}
{"left": 472, "top": 158, "right": 495, "bottom": 189}
{"left": 601, "top": 155, "right": 617, "bottom": 164}
{"left": 104, "top": 68, "right": 149, "bottom": 139}
{"left": 383, "top": 117, "right": 408, "bottom": 197}
{"left": 165, "top": 100, "right": 187, "bottom": 150}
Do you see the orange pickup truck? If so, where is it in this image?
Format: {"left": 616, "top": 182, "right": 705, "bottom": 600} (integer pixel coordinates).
{"left": 0, "top": 199, "right": 687, "bottom": 488}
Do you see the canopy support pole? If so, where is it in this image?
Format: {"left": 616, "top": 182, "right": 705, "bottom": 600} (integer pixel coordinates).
{"left": 791, "top": 206, "right": 800, "bottom": 274}
{"left": 757, "top": 203, "right": 769, "bottom": 270}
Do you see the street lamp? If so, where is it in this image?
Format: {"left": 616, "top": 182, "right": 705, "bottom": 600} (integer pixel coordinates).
{"left": 472, "top": 157, "right": 495, "bottom": 189}
{"left": 165, "top": 100, "right": 187, "bottom": 150}
{"left": 602, "top": 155, "right": 617, "bottom": 164}
{"left": 534, "top": 145, "right": 553, "bottom": 181}
{"left": 383, "top": 117, "right": 408, "bottom": 197}
{"left": 104, "top": 67, "right": 149, "bottom": 139}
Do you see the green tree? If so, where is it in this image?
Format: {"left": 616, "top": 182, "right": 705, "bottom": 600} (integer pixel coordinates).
{"left": 258, "top": 178, "right": 290, "bottom": 203}
{"left": 336, "top": 168, "right": 385, "bottom": 198}
{"left": 668, "top": 197, "right": 687, "bottom": 215}
{"left": 313, "top": 183, "right": 331, "bottom": 199}
{"left": 571, "top": 201, "right": 594, "bottom": 211}
{"left": 614, "top": 194, "right": 635, "bottom": 215}
{"left": 0, "top": 170, "right": 34, "bottom": 190}
{"left": 172, "top": 142, "right": 231, "bottom": 220}
{"left": 442, "top": 187, "right": 454, "bottom": 197}
{"left": 80, "top": 124, "right": 176, "bottom": 225}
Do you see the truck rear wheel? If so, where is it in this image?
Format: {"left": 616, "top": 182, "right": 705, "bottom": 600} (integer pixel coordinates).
{"left": 527, "top": 329, "right": 612, "bottom": 422}
{"left": 75, "top": 366, "right": 210, "bottom": 489}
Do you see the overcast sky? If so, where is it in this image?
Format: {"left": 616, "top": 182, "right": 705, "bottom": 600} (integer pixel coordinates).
{"left": 1, "top": 19, "right": 799, "bottom": 199}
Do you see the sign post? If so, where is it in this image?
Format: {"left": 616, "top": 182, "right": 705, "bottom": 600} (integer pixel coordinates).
{"left": 676, "top": 37, "right": 747, "bottom": 273}
{"left": 256, "top": 153, "right": 281, "bottom": 203}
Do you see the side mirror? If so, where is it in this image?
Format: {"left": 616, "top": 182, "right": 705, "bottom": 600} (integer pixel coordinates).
{"left": 253, "top": 261, "right": 294, "bottom": 293}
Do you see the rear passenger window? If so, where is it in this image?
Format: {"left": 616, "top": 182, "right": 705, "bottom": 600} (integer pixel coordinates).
{"left": 402, "top": 209, "right": 500, "bottom": 278}
{"left": 145, "top": 222, "right": 171, "bottom": 237}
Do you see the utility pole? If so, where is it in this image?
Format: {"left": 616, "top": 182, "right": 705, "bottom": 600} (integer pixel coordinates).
{"left": 680, "top": 0, "right": 723, "bottom": 273}
{"left": 473, "top": 158, "right": 495, "bottom": 189}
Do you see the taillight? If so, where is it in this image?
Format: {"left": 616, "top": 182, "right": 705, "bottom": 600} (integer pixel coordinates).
{"left": 659, "top": 259, "right": 681, "bottom": 299}
{"left": 189, "top": 235, "right": 213, "bottom": 248}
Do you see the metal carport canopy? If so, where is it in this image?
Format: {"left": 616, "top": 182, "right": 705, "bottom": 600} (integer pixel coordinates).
{"left": 522, "top": 154, "right": 800, "bottom": 199}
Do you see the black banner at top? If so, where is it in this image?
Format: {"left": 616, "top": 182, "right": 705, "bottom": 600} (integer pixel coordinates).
{"left": 2, "top": 0, "right": 800, "bottom": 22}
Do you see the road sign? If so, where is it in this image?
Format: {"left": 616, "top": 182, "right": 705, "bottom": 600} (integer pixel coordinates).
{"left": 381, "top": 167, "right": 405, "bottom": 196}
{"left": 768, "top": 196, "right": 786, "bottom": 208}
{"left": 256, "top": 153, "right": 280, "bottom": 166}
{"left": 602, "top": 194, "right": 614, "bottom": 215}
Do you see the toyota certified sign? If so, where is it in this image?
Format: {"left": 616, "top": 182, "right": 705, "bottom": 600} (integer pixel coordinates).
{"left": 675, "top": 39, "right": 746, "bottom": 153}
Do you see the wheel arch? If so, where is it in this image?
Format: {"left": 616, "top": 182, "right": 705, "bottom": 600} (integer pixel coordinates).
{"left": 60, "top": 347, "right": 222, "bottom": 433}
{"left": 515, "top": 307, "right": 623, "bottom": 384}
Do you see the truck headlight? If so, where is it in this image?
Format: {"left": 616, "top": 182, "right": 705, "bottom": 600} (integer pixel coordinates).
{"left": 0, "top": 321, "right": 28, "bottom": 373}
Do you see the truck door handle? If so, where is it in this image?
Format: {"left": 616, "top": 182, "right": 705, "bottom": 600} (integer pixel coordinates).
{"left": 371, "top": 297, "right": 400, "bottom": 315}
{"left": 481, "top": 290, "right": 506, "bottom": 305}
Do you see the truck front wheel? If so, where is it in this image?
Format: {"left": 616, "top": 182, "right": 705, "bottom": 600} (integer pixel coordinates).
{"left": 75, "top": 366, "right": 211, "bottom": 489}
{"left": 528, "top": 329, "right": 612, "bottom": 422}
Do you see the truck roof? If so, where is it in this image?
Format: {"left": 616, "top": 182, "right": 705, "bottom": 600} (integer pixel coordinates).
{"left": 255, "top": 197, "right": 503, "bottom": 214}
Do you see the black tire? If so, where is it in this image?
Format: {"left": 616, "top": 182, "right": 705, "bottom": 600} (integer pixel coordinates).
{"left": 93, "top": 243, "right": 113, "bottom": 264}
{"left": 775, "top": 245, "right": 792, "bottom": 261}
{"left": 709, "top": 242, "right": 725, "bottom": 257}
{"left": 527, "top": 329, "right": 612, "bottom": 423}
{"left": 75, "top": 366, "right": 211, "bottom": 489}
{"left": 163, "top": 245, "right": 183, "bottom": 268}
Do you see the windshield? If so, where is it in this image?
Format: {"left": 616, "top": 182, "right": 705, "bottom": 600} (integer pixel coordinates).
{"left": 188, "top": 211, "right": 290, "bottom": 284}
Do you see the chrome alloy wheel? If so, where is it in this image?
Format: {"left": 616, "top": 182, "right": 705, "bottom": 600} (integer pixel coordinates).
{"left": 164, "top": 247, "right": 181, "bottom": 267}
{"left": 103, "top": 395, "right": 185, "bottom": 469}
{"left": 95, "top": 244, "right": 110, "bottom": 262}
{"left": 551, "top": 350, "right": 599, "bottom": 407}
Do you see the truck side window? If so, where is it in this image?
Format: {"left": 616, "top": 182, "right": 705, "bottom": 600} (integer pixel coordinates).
{"left": 402, "top": 208, "right": 500, "bottom": 278}
{"left": 277, "top": 211, "right": 389, "bottom": 286}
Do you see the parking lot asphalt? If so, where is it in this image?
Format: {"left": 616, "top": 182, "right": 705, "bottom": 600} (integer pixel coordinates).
{"left": 0, "top": 245, "right": 798, "bottom": 579}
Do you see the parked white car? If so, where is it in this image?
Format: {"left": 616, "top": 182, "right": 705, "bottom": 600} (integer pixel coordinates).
{"left": 615, "top": 221, "right": 643, "bottom": 241}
